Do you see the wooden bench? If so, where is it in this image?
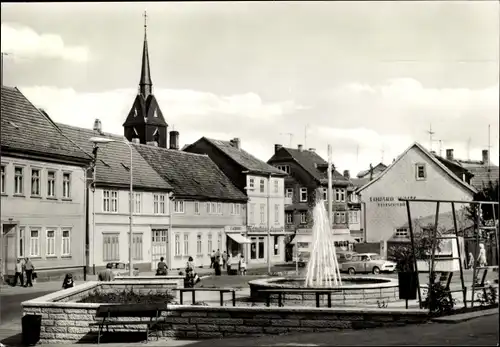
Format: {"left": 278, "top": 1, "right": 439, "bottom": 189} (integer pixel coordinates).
{"left": 174, "top": 288, "right": 237, "bottom": 306}
{"left": 258, "top": 288, "right": 342, "bottom": 308}
{"left": 89, "top": 304, "right": 163, "bottom": 344}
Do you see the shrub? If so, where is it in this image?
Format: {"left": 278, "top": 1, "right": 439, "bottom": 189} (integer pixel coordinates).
{"left": 421, "top": 280, "right": 455, "bottom": 316}
{"left": 78, "top": 289, "right": 175, "bottom": 304}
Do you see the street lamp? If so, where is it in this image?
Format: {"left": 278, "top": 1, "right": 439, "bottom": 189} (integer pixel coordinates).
{"left": 89, "top": 136, "right": 134, "bottom": 277}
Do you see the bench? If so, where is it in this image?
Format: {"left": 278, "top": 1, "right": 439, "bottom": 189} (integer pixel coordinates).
{"left": 470, "top": 266, "right": 499, "bottom": 304}
{"left": 421, "top": 272, "right": 466, "bottom": 303}
{"left": 174, "top": 288, "right": 237, "bottom": 306}
{"left": 258, "top": 288, "right": 342, "bottom": 308}
{"left": 89, "top": 304, "right": 163, "bottom": 344}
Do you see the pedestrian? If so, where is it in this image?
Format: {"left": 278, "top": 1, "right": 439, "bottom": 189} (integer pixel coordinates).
{"left": 98, "top": 263, "right": 115, "bottom": 281}
{"left": 214, "top": 256, "right": 221, "bottom": 276}
{"left": 210, "top": 250, "right": 216, "bottom": 268}
{"left": 239, "top": 256, "right": 247, "bottom": 276}
{"left": 468, "top": 252, "right": 474, "bottom": 269}
{"left": 477, "top": 243, "right": 487, "bottom": 268}
{"left": 13, "top": 258, "right": 24, "bottom": 287}
{"left": 222, "top": 251, "right": 228, "bottom": 269}
{"left": 156, "top": 257, "right": 168, "bottom": 276}
{"left": 24, "top": 257, "right": 34, "bottom": 287}
{"left": 62, "top": 273, "right": 74, "bottom": 289}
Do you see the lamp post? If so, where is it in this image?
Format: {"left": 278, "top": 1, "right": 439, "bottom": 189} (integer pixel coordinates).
{"left": 89, "top": 136, "right": 134, "bottom": 276}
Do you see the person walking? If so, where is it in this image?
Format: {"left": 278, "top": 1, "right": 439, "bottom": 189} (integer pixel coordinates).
{"left": 222, "top": 251, "right": 228, "bottom": 269}
{"left": 210, "top": 250, "right": 216, "bottom": 268}
{"left": 239, "top": 256, "right": 247, "bottom": 276}
{"left": 98, "top": 263, "right": 115, "bottom": 281}
{"left": 13, "top": 258, "right": 24, "bottom": 287}
{"left": 214, "top": 255, "right": 222, "bottom": 276}
{"left": 24, "top": 258, "right": 34, "bottom": 287}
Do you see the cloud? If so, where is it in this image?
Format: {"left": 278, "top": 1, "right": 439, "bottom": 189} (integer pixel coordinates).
{"left": 1, "top": 23, "right": 90, "bottom": 62}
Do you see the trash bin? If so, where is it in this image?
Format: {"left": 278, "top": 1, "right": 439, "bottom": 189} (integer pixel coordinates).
{"left": 22, "top": 314, "right": 42, "bottom": 346}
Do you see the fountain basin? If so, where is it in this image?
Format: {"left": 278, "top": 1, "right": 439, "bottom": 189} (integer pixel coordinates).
{"left": 249, "top": 276, "right": 399, "bottom": 306}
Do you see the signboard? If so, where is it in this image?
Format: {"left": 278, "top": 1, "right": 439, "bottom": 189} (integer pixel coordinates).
{"left": 369, "top": 196, "right": 416, "bottom": 208}
{"left": 224, "top": 226, "right": 247, "bottom": 233}
{"left": 247, "top": 226, "right": 284, "bottom": 234}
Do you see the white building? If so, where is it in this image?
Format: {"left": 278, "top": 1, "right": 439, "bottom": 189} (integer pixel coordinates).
{"left": 356, "top": 142, "right": 477, "bottom": 249}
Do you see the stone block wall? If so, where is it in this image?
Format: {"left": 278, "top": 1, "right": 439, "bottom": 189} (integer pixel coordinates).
{"left": 23, "top": 304, "right": 429, "bottom": 344}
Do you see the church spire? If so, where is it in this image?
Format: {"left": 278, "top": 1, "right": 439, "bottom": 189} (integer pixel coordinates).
{"left": 139, "top": 11, "right": 152, "bottom": 98}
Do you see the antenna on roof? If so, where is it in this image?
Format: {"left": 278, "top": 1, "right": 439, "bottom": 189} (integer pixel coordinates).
{"left": 426, "top": 124, "right": 435, "bottom": 152}
{"left": 304, "top": 124, "right": 310, "bottom": 149}
{"left": 466, "top": 137, "right": 471, "bottom": 160}
{"left": 280, "top": 132, "right": 293, "bottom": 147}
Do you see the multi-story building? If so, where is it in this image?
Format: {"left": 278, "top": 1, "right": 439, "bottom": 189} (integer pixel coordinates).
{"left": 58, "top": 124, "right": 173, "bottom": 273}
{"left": 134, "top": 140, "right": 248, "bottom": 269}
{"left": 267, "top": 144, "right": 357, "bottom": 254}
{"left": 183, "top": 137, "right": 288, "bottom": 265}
{"left": 356, "top": 142, "right": 477, "bottom": 255}
{"left": 1, "top": 86, "right": 92, "bottom": 281}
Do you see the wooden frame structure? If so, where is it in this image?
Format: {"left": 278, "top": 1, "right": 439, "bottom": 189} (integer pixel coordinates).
{"left": 399, "top": 198, "right": 499, "bottom": 310}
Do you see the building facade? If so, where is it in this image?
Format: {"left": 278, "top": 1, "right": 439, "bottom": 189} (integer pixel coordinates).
{"left": 1, "top": 87, "right": 92, "bottom": 281}
{"left": 134, "top": 143, "right": 248, "bottom": 270}
{"left": 58, "top": 124, "right": 173, "bottom": 273}
{"left": 267, "top": 144, "right": 357, "bottom": 255}
{"left": 356, "top": 142, "right": 477, "bottom": 251}
{"left": 184, "top": 137, "right": 288, "bottom": 265}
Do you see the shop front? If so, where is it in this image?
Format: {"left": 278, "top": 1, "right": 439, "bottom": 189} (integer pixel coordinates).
{"left": 246, "top": 226, "right": 288, "bottom": 265}
{"left": 224, "top": 226, "right": 251, "bottom": 257}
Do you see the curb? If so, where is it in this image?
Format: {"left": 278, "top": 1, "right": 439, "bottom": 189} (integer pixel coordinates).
{"left": 431, "top": 308, "right": 498, "bottom": 324}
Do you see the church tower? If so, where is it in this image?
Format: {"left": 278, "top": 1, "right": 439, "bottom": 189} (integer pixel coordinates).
{"left": 123, "top": 12, "right": 168, "bottom": 148}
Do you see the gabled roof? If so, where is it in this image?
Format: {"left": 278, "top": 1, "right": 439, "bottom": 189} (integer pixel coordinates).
{"left": 268, "top": 147, "right": 348, "bottom": 184}
{"left": 134, "top": 144, "right": 248, "bottom": 201}
{"left": 191, "top": 137, "right": 286, "bottom": 176}
{"left": 357, "top": 142, "right": 477, "bottom": 194}
{"left": 356, "top": 163, "right": 387, "bottom": 178}
{"left": 1, "top": 86, "right": 91, "bottom": 165}
{"left": 58, "top": 123, "right": 172, "bottom": 191}
{"left": 456, "top": 160, "right": 499, "bottom": 190}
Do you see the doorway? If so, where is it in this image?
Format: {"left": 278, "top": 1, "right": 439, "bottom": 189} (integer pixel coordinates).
{"left": 151, "top": 229, "right": 168, "bottom": 271}
{"left": 1, "top": 224, "right": 17, "bottom": 279}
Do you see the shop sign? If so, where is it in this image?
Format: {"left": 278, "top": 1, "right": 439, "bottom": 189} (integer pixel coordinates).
{"left": 224, "top": 226, "right": 247, "bottom": 233}
{"left": 369, "top": 196, "right": 416, "bottom": 208}
{"left": 247, "top": 226, "right": 285, "bottom": 234}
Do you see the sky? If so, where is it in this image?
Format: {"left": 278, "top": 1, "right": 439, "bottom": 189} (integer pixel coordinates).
{"left": 1, "top": 2, "right": 499, "bottom": 175}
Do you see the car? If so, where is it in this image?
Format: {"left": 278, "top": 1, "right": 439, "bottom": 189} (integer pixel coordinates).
{"left": 340, "top": 253, "right": 396, "bottom": 275}
{"left": 106, "top": 262, "right": 140, "bottom": 277}
{"left": 336, "top": 251, "right": 358, "bottom": 264}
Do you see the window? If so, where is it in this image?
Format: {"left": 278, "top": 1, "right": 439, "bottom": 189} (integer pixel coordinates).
{"left": 30, "top": 229, "right": 40, "bottom": 257}
{"left": 217, "top": 202, "right": 222, "bottom": 214}
{"left": 183, "top": 234, "right": 189, "bottom": 255}
{"left": 340, "top": 212, "right": 346, "bottom": 223}
{"left": 194, "top": 201, "right": 200, "bottom": 214}
{"left": 14, "top": 167, "right": 23, "bottom": 195}
{"left": 47, "top": 171, "right": 56, "bottom": 197}
{"left": 274, "top": 204, "right": 280, "bottom": 223}
{"left": 286, "top": 212, "right": 293, "bottom": 224}
{"left": 208, "top": 233, "right": 213, "bottom": 253}
{"left": 152, "top": 229, "right": 167, "bottom": 243}
{"left": 31, "top": 169, "right": 40, "bottom": 196}
{"left": 395, "top": 228, "right": 409, "bottom": 238}
{"left": 274, "top": 180, "right": 279, "bottom": 193}
{"left": 258, "top": 237, "right": 265, "bottom": 259}
{"left": 45, "top": 230, "right": 56, "bottom": 256}
{"left": 299, "top": 187, "right": 308, "bottom": 202}
{"left": 103, "top": 191, "right": 110, "bottom": 212}
{"left": 132, "top": 233, "right": 143, "bottom": 260}
{"left": 300, "top": 212, "right": 307, "bottom": 224}
{"left": 197, "top": 234, "right": 202, "bottom": 255}
{"left": 62, "top": 173, "right": 71, "bottom": 198}
{"left": 174, "top": 200, "right": 184, "bottom": 213}
{"left": 335, "top": 212, "right": 346, "bottom": 223}
{"left": 416, "top": 163, "right": 426, "bottom": 180}
{"left": 260, "top": 204, "right": 265, "bottom": 224}
{"left": 349, "top": 211, "right": 359, "bottom": 223}
{"left": 174, "top": 234, "right": 180, "bottom": 256}
{"left": 0, "top": 165, "right": 5, "bottom": 194}
{"left": 260, "top": 179, "right": 265, "bottom": 193}
{"left": 160, "top": 195, "right": 166, "bottom": 214}
{"left": 231, "top": 203, "right": 241, "bottom": 215}
{"left": 19, "top": 227, "right": 25, "bottom": 257}
{"left": 277, "top": 165, "right": 290, "bottom": 174}
{"left": 153, "top": 194, "right": 159, "bottom": 214}
{"left": 129, "top": 193, "right": 141, "bottom": 213}
{"left": 103, "top": 190, "right": 118, "bottom": 212}
{"left": 285, "top": 188, "right": 293, "bottom": 199}
{"left": 334, "top": 188, "right": 346, "bottom": 202}
{"left": 323, "top": 188, "right": 327, "bottom": 201}
{"left": 249, "top": 178, "right": 255, "bottom": 190}
{"left": 274, "top": 236, "right": 280, "bottom": 256}
{"left": 249, "top": 204, "right": 255, "bottom": 224}
{"left": 62, "top": 230, "right": 71, "bottom": 256}
{"left": 103, "top": 234, "right": 119, "bottom": 261}
{"left": 210, "top": 202, "right": 216, "bottom": 214}
{"left": 206, "top": 202, "right": 211, "bottom": 213}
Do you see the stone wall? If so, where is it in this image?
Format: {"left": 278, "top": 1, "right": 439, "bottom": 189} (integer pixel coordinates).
{"left": 23, "top": 303, "right": 429, "bottom": 344}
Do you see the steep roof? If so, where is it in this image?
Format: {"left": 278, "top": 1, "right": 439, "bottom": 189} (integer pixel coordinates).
{"left": 201, "top": 137, "right": 286, "bottom": 176}
{"left": 1, "top": 86, "right": 91, "bottom": 165}
{"left": 356, "top": 163, "right": 387, "bottom": 179}
{"left": 268, "top": 147, "right": 348, "bottom": 184}
{"left": 357, "top": 142, "right": 477, "bottom": 195}
{"left": 457, "top": 160, "right": 499, "bottom": 190}
{"left": 134, "top": 144, "right": 248, "bottom": 201}
{"left": 57, "top": 123, "right": 172, "bottom": 191}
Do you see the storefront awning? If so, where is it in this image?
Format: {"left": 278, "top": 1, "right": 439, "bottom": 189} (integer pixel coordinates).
{"left": 331, "top": 233, "right": 359, "bottom": 243}
{"left": 227, "top": 233, "right": 252, "bottom": 244}
{"left": 291, "top": 234, "right": 312, "bottom": 244}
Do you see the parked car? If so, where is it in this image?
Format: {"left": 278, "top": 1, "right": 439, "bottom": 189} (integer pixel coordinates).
{"left": 106, "top": 262, "right": 140, "bottom": 277}
{"left": 336, "top": 251, "right": 358, "bottom": 264}
{"left": 341, "top": 253, "right": 396, "bottom": 275}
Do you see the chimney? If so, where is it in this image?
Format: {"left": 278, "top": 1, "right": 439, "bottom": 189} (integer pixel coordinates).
{"left": 231, "top": 138, "right": 241, "bottom": 149}
{"left": 446, "top": 149, "right": 454, "bottom": 160}
{"left": 308, "top": 148, "right": 316, "bottom": 152}
{"left": 131, "top": 138, "right": 140, "bottom": 144}
{"left": 274, "top": 144, "right": 283, "bottom": 154}
{"left": 297, "top": 144, "right": 303, "bottom": 152}
{"left": 146, "top": 141, "right": 158, "bottom": 147}
{"left": 169, "top": 131, "right": 179, "bottom": 150}
{"left": 482, "top": 149, "right": 489, "bottom": 165}
{"left": 343, "top": 170, "right": 350, "bottom": 179}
